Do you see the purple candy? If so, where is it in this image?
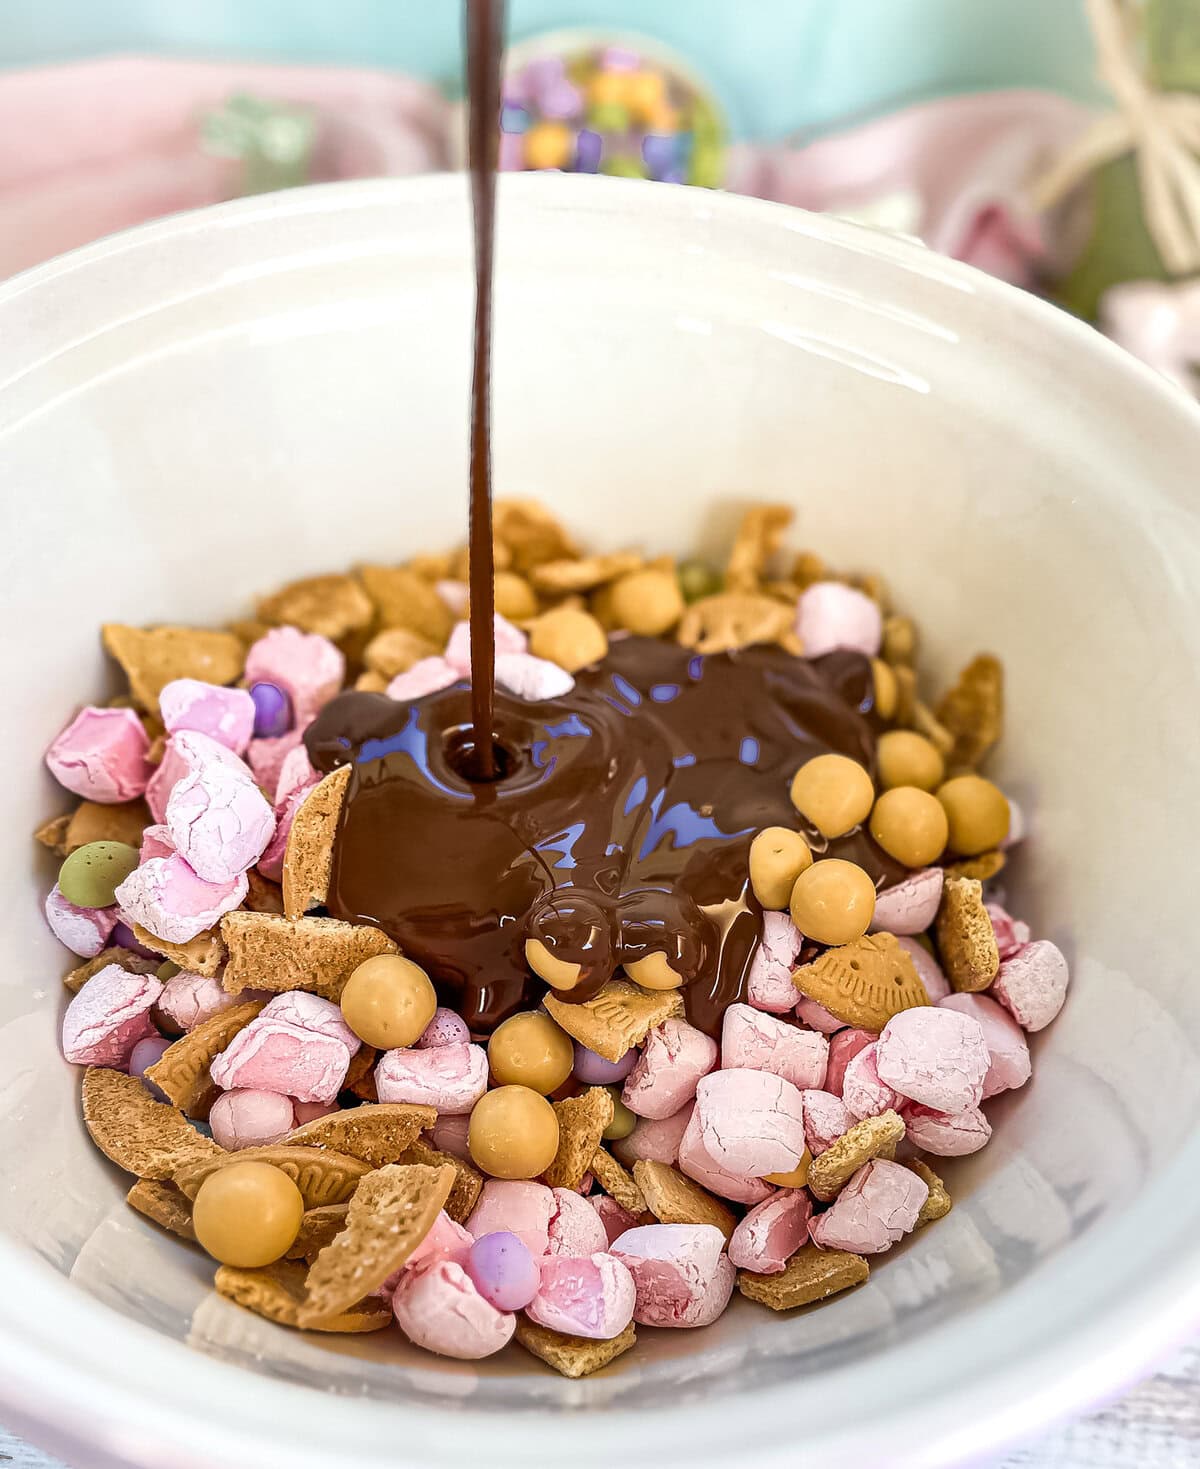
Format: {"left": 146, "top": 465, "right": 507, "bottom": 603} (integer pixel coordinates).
{"left": 110, "top": 920, "right": 158, "bottom": 959}
{"left": 416, "top": 1007, "right": 471, "bottom": 1049}
{"left": 573, "top": 1041, "right": 637, "bottom": 1085}
{"left": 248, "top": 681, "right": 292, "bottom": 739}
{"left": 129, "top": 1035, "right": 172, "bottom": 1099}
{"left": 466, "top": 1230, "right": 540, "bottom": 1312}
{"left": 658, "top": 166, "right": 687, "bottom": 185}
{"left": 574, "top": 129, "right": 603, "bottom": 174}
{"left": 641, "top": 133, "right": 681, "bottom": 174}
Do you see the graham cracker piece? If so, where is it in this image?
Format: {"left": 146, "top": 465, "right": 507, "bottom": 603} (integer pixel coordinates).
{"left": 945, "top": 849, "right": 1006, "bottom": 883}
{"left": 64, "top": 799, "right": 149, "bottom": 854}
{"left": 174, "top": 1146, "right": 370, "bottom": 1209}
{"left": 936, "top": 875, "right": 1000, "bottom": 993}
{"left": 244, "top": 869, "right": 285, "bottom": 914}
{"left": 493, "top": 497, "right": 580, "bottom": 571}
{"left": 282, "top": 764, "right": 350, "bottom": 918}
{"left": 101, "top": 624, "right": 244, "bottom": 710}
{"left": 807, "top": 1111, "right": 906, "bottom": 1203}
{"left": 724, "top": 504, "right": 793, "bottom": 594}
{"left": 589, "top": 1148, "right": 646, "bottom": 1215}
{"left": 906, "top": 1160, "right": 952, "bottom": 1225}
{"left": 345, "top": 1045, "right": 379, "bottom": 1101}
{"left": 64, "top": 946, "right": 160, "bottom": 994}
{"left": 357, "top": 565, "right": 453, "bottom": 643}
{"left": 515, "top": 1318, "right": 637, "bottom": 1378}
{"left": 220, "top": 911, "right": 397, "bottom": 1001}
{"left": 936, "top": 653, "right": 1003, "bottom": 770}
{"left": 399, "top": 1139, "right": 483, "bottom": 1222}
{"left": 132, "top": 923, "right": 225, "bottom": 977}
{"left": 363, "top": 626, "right": 440, "bottom": 678}
{"left": 299, "top": 1163, "right": 454, "bottom": 1324}
{"left": 543, "top": 981, "right": 683, "bottom": 1063}
{"left": 632, "top": 1159, "right": 736, "bottom": 1240}
{"left": 543, "top": 1087, "right": 614, "bottom": 1189}
{"left": 287, "top": 1103, "right": 436, "bottom": 1168}
{"left": 34, "top": 813, "right": 70, "bottom": 855}
{"left": 530, "top": 551, "right": 643, "bottom": 595}
{"left": 214, "top": 1260, "right": 391, "bottom": 1334}
{"left": 126, "top": 1179, "right": 196, "bottom": 1241}
{"left": 82, "top": 1068, "right": 222, "bottom": 1180}
{"left": 792, "top": 932, "right": 929, "bottom": 1031}
{"left": 145, "top": 1001, "right": 265, "bottom": 1112}
{"left": 737, "top": 1244, "right": 869, "bottom": 1310}
{"left": 286, "top": 1204, "right": 350, "bottom": 1260}
{"left": 257, "top": 574, "right": 374, "bottom": 642}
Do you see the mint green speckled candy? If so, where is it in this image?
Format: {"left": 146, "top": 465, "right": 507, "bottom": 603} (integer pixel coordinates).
{"left": 602, "top": 1091, "right": 637, "bottom": 1142}
{"left": 58, "top": 841, "right": 140, "bottom": 910}
{"left": 678, "top": 559, "right": 722, "bottom": 604}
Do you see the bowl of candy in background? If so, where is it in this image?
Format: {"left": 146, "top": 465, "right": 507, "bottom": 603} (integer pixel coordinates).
{"left": 3, "top": 171, "right": 1200, "bottom": 1469}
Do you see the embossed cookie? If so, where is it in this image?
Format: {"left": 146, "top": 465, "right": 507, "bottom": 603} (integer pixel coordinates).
{"left": 145, "top": 1001, "right": 265, "bottom": 1112}
{"left": 399, "top": 1139, "right": 483, "bottom": 1223}
{"left": 514, "top": 1317, "right": 637, "bottom": 1378}
{"left": 543, "top": 982, "right": 683, "bottom": 1063}
{"left": 286, "top": 1102, "right": 436, "bottom": 1168}
{"left": 632, "top": 1159, "right": 736, "bottom": 1241}
{"left": 589, "top": 1148, "right": 646, "bottom": 1215}
{"left": 792, "top": 932, "right": 930, "bottom": 1031}
{"left": 132, "top": 923, "right": 225, "bottom": 977}
{"left": 936, "top": 653, "right": 1003, "bottom": 770}
{"left": 543, "top": 1087, "right": 615, "bottom": 1190}
{"left": 220, "top": 911, "right": 397, "bottom": 1001}
{"left": 806, "top": 1110, "right": 906, "bottom": 1202}
{"left": 101, "top": 624, "right": 244, "bottom": 711}
{"left": 82, "top": 1068, "right": 222, "bottom": 1179}
{"left": 126, "top": 1178, "right": 196, "bottom": 1240}
{"left": 174, "top": 1145, "right": 370, "bottom": 1209}
{"left": 935, "top": 875, "right": 1000, "bottom": 993}
{"left": 282, "top": 764, "right": 350, "bottom": 919}
{"left": 737, "top": 1244, "right": 869, "bottom": 1310}
{"left": 214, "top": 1259, "right": 392, "bottom": 1333}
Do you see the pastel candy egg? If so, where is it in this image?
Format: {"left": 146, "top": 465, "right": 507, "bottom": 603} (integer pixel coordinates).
{"left": 417, "top": 1007, "right": 472, "bottom": 1049}
{"left": 465, "top": 1231, "right": 541, "bottom": 1313}
{"left": 58, "top": 841, "right": 140, "bottom": 910}
{"left": 573, "top": 1041, "right": 637, "bottom": 1085}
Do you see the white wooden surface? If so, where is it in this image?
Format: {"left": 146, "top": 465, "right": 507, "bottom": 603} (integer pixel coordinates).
{"left": 3, "top": 1342, "right": 1197, "bottom": 1467}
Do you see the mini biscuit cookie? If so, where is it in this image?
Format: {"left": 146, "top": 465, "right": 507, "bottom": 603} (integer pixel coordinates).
{"left": 806, "top": 1110, "right": 906, "bottom": 1203}
{"left": 257, "top": 574, "right": 374, "bottom": 643}
{"left": 145, "top": 1001, "right": 266, "bottom": 1112}
{"left": 935, "top": 876, "right": 1000, "bottom": 993}
{"left": 357, "top": 565, "right": 453, "bottom": 643}
{"left": 63, "top": 799, "right": 149, "bottom": 853}
{"left": 906, "top": 1160, "right": 952, "bottom": 1225}
{"left": 214, "top": 1259, "right": 392, "bottom": 1334}
{"left": 219, "top": 911, "right": 397, "bottom": 1001}
{"left": 515, "top": 1316, "right": 637, "bottom": 1378}
{"left": 282, "top": 765, "right": 350, "bottom": 918}
{"left": 792, "top": 933, "right": 929, "bottom": 1032}
{"left": 530, "top": 551, "right": 643, "bottom": 595}
{"left": 632, "top": 1159, "right": 736, "bottom": 1241}
{"left": 736, "top": 1244, "right": 869, "bottom": 1310}
{"left": 102, "top": 624, "right": 244, "bottom": 711}
{"left": 543, "top": 982, "right": 683, "bottom": 1063}
{"left": 175, "top": 1145, "right": 370, "bottom": 1209}
{"left": 286, "top": 1102, "right": 436, "bottom": 1168}
{"left": 936, "top": 653, "right": 1003, "bottom": 770}
{"left": 543, "top": 1088, "right": 615, "bottom": 1190}
{"left": 64, "top": 946, "right": 160, "bottom": 994}
{"left": 82, "top": 1068, "right": 222, "bottom": 1179}
{"left": 724, "top": 504, "right": 793, "bottom": 594}
{"left": 399, "top": 1139, "right": 484, "bottom": 1223}
{"left": 286, "top": 1204, "right": 350, "bottom": 1260}
{"left": 299, "top": 1163, "right": 455, "bottom": 1324}
{"left": 945, "top": 849, "right": 1006, "bottom": 882}
{"left": 126, "top": 1178, "right": 196, "bottom": 1240}
{"left": 132, "top": 922, "right": 225, "bottom": 978}
{"left": 589, "top": 1148, "right": 646, "bottom": 1215}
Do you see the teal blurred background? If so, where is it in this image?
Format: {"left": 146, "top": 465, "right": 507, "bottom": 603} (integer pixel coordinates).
{"left": 0, "top": 0, "right": 1101, "bottom": 140}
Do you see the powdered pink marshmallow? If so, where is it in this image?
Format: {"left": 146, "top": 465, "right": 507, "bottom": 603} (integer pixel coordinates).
{"left": 256, "top": 781, "right": 312, "bottom": 884}
{"left": 466, "top": 1181, "right": 554, "bottom": 1257}
{"left": 258, "top": 992, "right": 360, "bottom": 1053}
{"left": 611, "top": 1223, "right": 734, "bottom": 1328}
{"left": 801, "top": 1089, "right": 855, "bottom": 1155}
{"left": 291, "top": 1099, "right": 339, "bottom": 1125}
{"left": 547, "top": 1188, "right": 608, "bottom": 1257}
{"left": 729, "top": 1190, "right": 813, "bottom": 1274}
{"left": 720, "top": 1004, "right": 829, "bottom": 1089}
{"left": 114, "top": 853, "right": 246, "bottom": 944}
{"left": 825, "top": 1028, "right": 876, "bottom": 1095}
{"left": 167, "top": 762, "right": 274, "bottom": 884}
{"left": 527, "top": 1252, "right": 636, "bottom": 1339}
{"left": 402, "top": 1211, "right": 474, "bottom": 1275}
{"left": 61, "top": 964, "right": 162, "bottom": 1067}
{"left": 809, "top": 1159, "right": 928, "bottom": 1253}
{"left": 246, "top": 728, "right": 305, "bottom": 801}
{"left": 375, "top": 1043, "right": 488, "bottom": 1114}
{"left": 796, "top": 581, "right": 882, "bottom": 658}
{"left": 44, "top": 885, "right": 116, "bottom": 957}
{"left": 208, "top": 1089, "right": 295, "bottom": 1150}
{"left": 159, "top": 679, "right": 255, "bottom": 755}
{"left": 588, "top": 1196, "right": 638, "bottom": 1247}
{"left": 746, "top": 912, "right": 804, "bottom": 1013}
{"left": 494, "top": 652, "right": 574, "bottom": 700}
{"left": 392, "top": 1260, "right": 515, "bottom": 1359}
{"left": 386, "top": 657, "right": 459, "bottom": 701}
{"left": 693, "top": 1069, "right": 806, "bottom": 1177}
{"left": 243, "top": 627, "right": 344, "bottom": 724}
{"left": 417, "top": 1007, "right": 472, "bottom": 1048}
{"left": 430, "top": 1112, "right": 472, "bottom": 1160}
{"left": 992, "top": 940, "right": 1068, "bottom": 1032}
{"left": 841, "top": 1042, "right": 899, "bottom": 1119}
{"left": 795, "top": 997, "right": 847, "bottom": 1034}
{"left": 210, "top": 1018, "right": 351, "bottom": 1104}
{"left": 45, "top": 706, "right": 151, "bottom": 803}
{"left": 876, "top": 1007, "right": 989, "bottom": 1113}
{"left": 435, "top": 580, "right": 469, "bottom": 615}
{"left": 139, "top": 824, "right": 175, "bottom": 862}
{"left": 870, "top": 868, "right": 944, "bottom": 936}
{"left": 612, "top": 1104, "right": 693, "bottom": 1169}
{"left": 986, "top": 902, "right": 1031, "bottom": 960}
{"left": 897, "top": 936, "right": 950, "bottom": 1002}
{"left": 444, "top": 614, "right": 528, "bottom": 673}
{"left": 939, "top": 992, "right": 1031, "bottom": 1098}
{"left": 273, "top": 743, "right": 317, "bottom": 808}
{"left": 156, "top": 971, "right": 264, "bottom": 1033}
{"left": 622, "top": 1018, "right": 718, "bottom": 1119}
{"left": 677, "top": 1107, "right": 773, "bottom": 1204}
{"left": 904, "top": 1102, "right": 992, "bottom": 1155}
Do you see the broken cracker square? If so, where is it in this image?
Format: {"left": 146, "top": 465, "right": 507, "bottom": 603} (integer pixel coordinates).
{"left": 145, "top": 1001, "right": 265, "bottom": 1113}
{"left": 282, "top": 764, "right": 350, "bottom": 919}
{"left": 632, "top": 1159, "right": 736, "bottom": 1241}
{"left": 399, "top": 1139, "right": 483, "bottom": 1223}
{"left": 257, "top": 574, "right": 374, "bottom": 643}
{"left": 220, "top": 911, "right": 397, "bottom": 1001}
{"left": 64, "top": 946, "right": 160, "bottom": 994}
{"left": 806, "top": 1110, "right": 906, "bottom": 1203}
{"left": 286, "top": 1102, "right": 436, "bottom": 1168}
{"left": 132, "top": 923, "right": 225, "bottom": 978}
{"left": 514, "top": 1317, "right": 636, "bottom": 1377}
{"left": 543, "top": 1087, "right": 614, "bottom": 1190}
{"left": 543, "top": 981, "right": 683, "bottom": 1063}
{"left": 102, "top": 623, "right": 244, "bottom": 710}
{"left": 907, "top": 1160, "right": 953, "bottom": 1225}
{"left": 126, "top": 1178, "right": 196, "bottom": 1241}
{"left": 286, "top": 1204, "right": 350, "bottom": 1261}
{"left": 82, "top": 1068, "right": 222, "bottom": 1180}
{"left": 936, "top": 875, "right": 1000, "bottom": 993}
{"left": 215, "top": 1259, "right": 391, "bottom": 1334}
{"left": 589, "top": 1148, "right": 646, "bottom": 1215}
{"left": 737, "top": 1244, "right": 869, "bottom": 1310}
{"left": 65, "top": 798, "right": 149, "bottom": 854}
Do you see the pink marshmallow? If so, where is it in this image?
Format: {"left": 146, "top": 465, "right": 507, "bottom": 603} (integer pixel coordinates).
{"left": 44, "top": 885, "right": 117, "bottom": 958}
{"left": 375, "top": 1043, "right": 488, "bottom": 1114}
{"left": 45, "top": 706, "right": 151, "bottom": 803}
{"left": 246, "top": 728, "right": 305, "bottom": 801}
{"left": 547, "top": 1188, "right": 609, "bottom": 1257}
{"left": 897, "top": 936, "right": 950, "bottom": 1002}
{"left": 494, "top": 652, "right": 574, "bottom": 700}
{"left": 386, "top": 657, "right": 460, "bottom": 702}
{"left": 61, "top": 964, "right": 162, "bottom": 1067}
{"left": 258, "top": 992, "right": 361, "bottom": 1053}
{"left": 825, "top": 1028, "right": 877, "bottom": 1096}
{"left": 676, "top": 1107, "right": 773, "bottom": 1204}
{"left": 904, "top": 1103, "right": 992, "bottom": 1156}
{"left": 144, "top": 742, "right": 186, "bottom": 826}
{"left": 417, "top": 1007, "right": 472, "bottom": 1049}
{"left": 746, "top": 911, "right": 803, "bottom": 1013}
{"left": 256, "top": 781, "right": 312, "bottom": 884}
{"left": 801, "top": 1089, "right": 854, "bottom": 1155}
{"left": 940, "top": 992, "right": 1031, "bottom": 1098}
{"left": 809, "top": 1159, "right": 928, "bottom": 1254}
{"left": 986, "top": 902, "right": 1032, "bottom": 961}
{"left": 992, "top": 940, "right": 1069, "bottom": 1032}
{"left": 166, "top": 757, "right": 274, "bottom": 884}
{"left": 720, "top": 1004, "right": 829, "bottom": 1090}
{"left": 210, "top": 1019, "right": 351, "bottom": 1104}
{"left": 610, "top": 1223, "right": 735, "bottom": 1328}
{"left": 694, "top": 1069, "right": 806, "bottom": 1177}
{"left": 244, "top": 627, "right": 344, "bottom": 724}
{"left": 728, "top": 1190, "right": 813, "bottom": 1275}
{"left": 291, "top": 1099, "right": 339, "bottom": 1125}
{"left": 1001, "top": 797, "right": 1026, "bottom": 848}
{"left": 444, "top": 614, "right": 528, "bottom": 673}
{"left": 208, "top": 1089, "right": 295, "bottom": 1150}
{"left": 156, "top": 971, "right": 266, "bottom": 1033}
{"left": 870, "top": 868, "right": 944, "bottom": 937}
{"left": 466, "top": 1181, "right": 554, "bottom": 1258}
{"left": 611, "top": 1104, "right": 693, "bottom": 1169}
{"left": 589, "top": 1195, "right": 640, "bottom": 1247}
{"left": 402, "top": 1211, "right": 474, "bottom": 1276}
{"left": 392, "top": 1259, "right": 515, "bottom": 1359}
{"left": 139, "top": 824, "right": 176, "bottom": 863}
{"left": 622, "top": 1018, "right": 718, "bottom": 1120}
{"left": 875, "top": 1007, "right": 989, "bottom": 1113}
{"left": 273, "top": 744, "right": 317, "bottom": 809}
{"left": 435, "top": 580, "right": 470, "bottom": 615}
{"left": 795, "top": 997, "right": 847, "bottom": 1034}
{"left": 527, "top": 1252, "right": 636, "bottom": 1340}
{"left": 430, "top": 1112, "right": 472, "bottom": 1160}
{"left": 796, "top": 581, "right": 883, "bottom": 659}
{"left": 159, "top": 679, "right": 255, "bottom": 755}
{"left": 841, "top": 1042, "right": 899, "bottom": 1120}
{"left": 114, "top": 853, "right": 247, "bottom": 944}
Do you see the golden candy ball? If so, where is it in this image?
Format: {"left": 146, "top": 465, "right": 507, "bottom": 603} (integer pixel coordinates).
{"left": 869, "top": 787, "right": 950, "bottom": 868}
{"left": 340, "top": 954, "right": 437, "bottom": 1050}
{"left": 789, "top": 858, "right": 876, "bottom": 946}
{"left": 749, "top": 826, "right": 813, "bottom": 910}
{"left": 789, "top": 754, "right": 875, "bottom": 838}
{"left": 525, "top": 938, "right": 583, "bottom": 992}
{"left": 937, "top": 775, "right": 1011, "bottom": 856}
{"left": 488, "top": 1011, "right": 574, "bottom": 1093}
{"left": 468, "top": 1086, "right": 560, "bottom": 1180}
{"left": 529, "top": 606, "right": 609, "bottom": 673}
{"left": 603, "top": 1092, "right": 637, "bottom": 1141}
{"left": 523, "top": 121, "right": 573, "bottom": 171}
{"left": 871, "top": 659, "right": 898, "bottom": 721}
{"left": 608, "top": 568, "right": 686, "bottom": 637}
{"left": 876, "top": 730, "right": 945, "bottom": 793}
{"left": 192, "top": 1162, "right": 304, "bottom": 1268}
{"left": 493, "top": 572, "right": 538, "bottom": 621}
{"left": 764, "top": 1149, "right": 812, "bottom": 1188}
{"left": 624, "top": 952, "right": 685, "bottom": 991}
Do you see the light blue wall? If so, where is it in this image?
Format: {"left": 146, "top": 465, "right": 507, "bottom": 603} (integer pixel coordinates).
{"left": 0, "top": 0, "right": 1100, "bottom": 140}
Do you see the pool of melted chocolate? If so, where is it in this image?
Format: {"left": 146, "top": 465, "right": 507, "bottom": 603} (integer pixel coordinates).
{"left": 305, "top": 636, "right": 903, "bottom": 1036}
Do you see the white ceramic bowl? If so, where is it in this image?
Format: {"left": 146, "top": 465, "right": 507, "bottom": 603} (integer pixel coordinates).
{"left": 2, "top": 175, "right": 1200, "bottom": 1469}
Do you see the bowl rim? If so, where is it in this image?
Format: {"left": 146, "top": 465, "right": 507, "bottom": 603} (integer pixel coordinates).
{"left": 3, "top": 171, "right": 1200, "bottom": 1469}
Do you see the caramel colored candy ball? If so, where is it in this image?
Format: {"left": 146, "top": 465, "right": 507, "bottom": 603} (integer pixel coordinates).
{"left": 340, "top": 954, "right": 437, "bottom": 1049}
{"left": 192, "top": 1162, "right": 304, "bottom": 1268}
{"left": 749, "top": 826, "right": 813, "bottom": 909}
{"left": 790, "top": 754, "right": 875, "bottom": 838}
{"left": 789, "top": 859, "right": 876, "bottom": 946}
{"left": 488, "top": 1011, "right": 574, "bottom": 1093}
{"left": 468, "top": 1085, "right": 560, "bottom": 1180}
{"left": 869, "top": 787, "right": 950, "bottom": 868}
{"left": 624, "top": 952, "right": 685, "bottom": 991}
{"left": 937, "top": 775, "right": 1011, "bottom": 856}
{"left": 609, "top": 568, "right": 686, "bottom": 637}
{"left": 871, "top": 659, "right": 898, "bottom": 721}
{"left": 876, "top": 730, "right": 945, "bottom": 793}
{"left": 529, "top": 606, "right": 609, "bottom": 673}
{"left": 764, "top": 1148, "right": 812, "bottom": 1188}
{"left": 525, "top": 938, "right": 583, "bottom": 992}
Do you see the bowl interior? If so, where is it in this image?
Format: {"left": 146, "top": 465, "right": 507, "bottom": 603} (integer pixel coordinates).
{"left": 2, "top": 175, "right": 1200, "bottom": 1469}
